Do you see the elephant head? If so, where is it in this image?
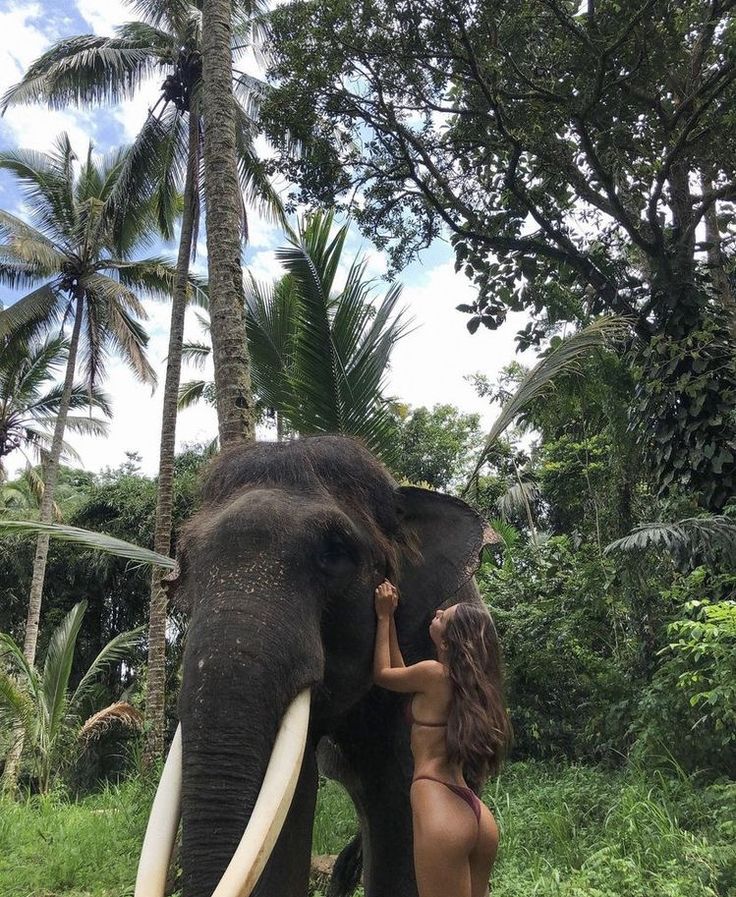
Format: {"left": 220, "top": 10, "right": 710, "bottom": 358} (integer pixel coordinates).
{"left": 136, "top": 435, "right": 496, "bottom": 897}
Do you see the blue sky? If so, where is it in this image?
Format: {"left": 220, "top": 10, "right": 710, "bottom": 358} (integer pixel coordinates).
{"left": 0, "top": 0, "right": 526, "bottom": 477}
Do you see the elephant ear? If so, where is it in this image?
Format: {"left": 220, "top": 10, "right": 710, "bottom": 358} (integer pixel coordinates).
{"left": 161, "top": 547, "right": 193, "bottom": 615}
{"left": 395, "top": 486, "right": 499, "bottom": 603}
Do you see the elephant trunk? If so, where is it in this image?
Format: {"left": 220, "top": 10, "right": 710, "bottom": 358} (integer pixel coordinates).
{"left": 178, "top": 592, "right": 323, "bottom": 897}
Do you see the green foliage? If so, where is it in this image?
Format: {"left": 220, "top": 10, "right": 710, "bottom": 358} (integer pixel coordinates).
{"left": 479, "top": 537, "right": 630, "bottom": 761}
{"left": 0, "top": 450, "right": 209, "bottom": 769}
{"left": 0, "top": 776, "right": 153, "bottom": 896}
{"left": 0, "top": 601, "right": 143, "bottom": 793}
{"left": 539, "top": 433, "right": 612, "bottom": 538}
{"left": 2, "top": 0, "right": 284, "bottom": 242}
{"left": 3, "top": 763, "right": 732, "bottom": 897}
{"left": 606, "top": 516, "right": 736, "bottom": 569}
{"left": 311, "top": 779, "right": 359, "bottom": 857}
{"left": 631, "top": 569, "right": 736, "bottom": 775}
{"left": 0, "top": 133, "right": 197, "bottom": 390}
{"left": 181, "top": 212, "right": 411, "bottom": 461}
{"left": 488, "top": 762, "right": 735, "bottom": 897}
{"left": 263, "top": 1, "right": 736, "bottom": 344}
{"left": 631, "top": 315, "right": 736, "bottom": 510}
{"left": 668, "top": 597, "right": 736, "bottom": 738}
{"left": 0, "top": 329, "right": 111, "bottom": 475}
{"left": 464, "top": 317, "right": 630, "bottom": 490}
{"left": 389, "top": 403, "right": 482, "bottom": 490}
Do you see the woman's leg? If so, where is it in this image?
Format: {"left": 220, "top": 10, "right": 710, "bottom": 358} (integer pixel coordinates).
{"left": 410, "top": 780, "right": 477, "bottom": 897}
{"left": 469, "top": 804, "right": 499, "bottom": 897}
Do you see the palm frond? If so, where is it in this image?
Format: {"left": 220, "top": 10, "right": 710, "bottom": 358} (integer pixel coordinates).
{"left": 27, "top": 381, "right": 113, "bottom": 418}
{"left": 2, "top": 333, "right": 67, "bottom": 402}
{"left": 177, "top": 378, "right": 210, "bottom": 409}
{"left": 232, "top": 101, "right": 287, "bottom": 229}
{"left": 105, "top": 257, "right": 207, "bottom": 305}
{"left": 1, "top": 36, "right": 161, "bottom": 112}
{"left": 0, "top": 520, "right": 175, "bottom": 568}
{"left": 106, "top": 300, "right": 156, "bottom": 386}
{"left": 70, "top": 627, "right": 144, "bottom": 712}
{"left": 151, "top": 106, "right": 188, "bottom": 242}
{"left": 462, "top": 316, "right": 632, "bottom": 493}
{"left": 498, "top": 479, "right": 541, "bottom": 521}
{"left": 114, "top": 21, "right": 176, "bottom": 55}
{"left": 0, "top": 140, "right": 79, "bottom": 239}
{"left": 243, "top": 274, "right": 299, "bottom": 409}
{"left": 0, "top": 210, "right": 63, "bottom": 254}
{"left": 0, "top": 670, "right": 35, "bottom": 737}
{"left": 128, "top": 0, "right": 198, "bottom": 34}
{"left": 0, "top": 256, "right": 51, "bottom": 292}
{"left": 180, "top": 341, "right": 211, "bottom": 370}
{"left": 486, "top": 517, "right": 521, "bottom": 552}
{"left": 276, "top": 217, "right": 344, "bottom": 430}
{"left": 34, "top": 414, "right": 110, "bottom": 439}
{"left": 0, "top": 285, "right": 60, "bottom": 339}
{"left": 79, "top": 701, "right": 144, "bottom": 742}
{"left": 41, "top": 601, "right": 86, "bottom": 739}
{"left": 605, "top": 516, "right": 736, "bottom": 566}
{"left": 0, "top": 632, "right": 41, "bottom": 704}
{"left": 81, "top": 277, "right": 156, "bottom": 386}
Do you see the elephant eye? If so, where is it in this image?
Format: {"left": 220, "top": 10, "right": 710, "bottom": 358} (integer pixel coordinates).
{"left": 317, "top": 533, "right": 359, "bottom": 577}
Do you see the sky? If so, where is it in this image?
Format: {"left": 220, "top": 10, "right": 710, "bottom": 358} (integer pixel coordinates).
{"left": 0, "top": 0, "right": 527, "bottom": 479}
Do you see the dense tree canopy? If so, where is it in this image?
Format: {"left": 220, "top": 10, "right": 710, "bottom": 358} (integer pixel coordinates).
{"left": 264, "top": 0, "right": 736, "bottom": 339}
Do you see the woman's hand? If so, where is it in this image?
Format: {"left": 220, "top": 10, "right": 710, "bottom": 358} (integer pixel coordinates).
{"left": 375, "top": 580, "right": 398, "bottom": 618}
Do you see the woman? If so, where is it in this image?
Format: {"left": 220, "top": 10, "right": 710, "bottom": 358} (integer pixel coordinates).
{"left": 373, "top": 580, "right": 511, "bottom": 897}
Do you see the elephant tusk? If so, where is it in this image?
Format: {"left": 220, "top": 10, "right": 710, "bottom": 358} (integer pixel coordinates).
{"left": 211, "top": 688, "right": 311, "bottom": 897}
{"left": 133, "top": 690, "right": 310, "bottom": 897}
{"left": 134, "top": 724, "right": 182, "bottom": 897}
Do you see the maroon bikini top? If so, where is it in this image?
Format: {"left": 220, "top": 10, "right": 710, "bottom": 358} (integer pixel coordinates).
{"left": 405, "top": 695, "right": 448, "bottom": 728}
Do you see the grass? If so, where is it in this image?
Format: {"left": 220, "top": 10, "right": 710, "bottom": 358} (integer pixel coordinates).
{"left": 1, "top": 761, "right": 734, "bottom": 897}
{"left": 0, "top": 778, "right": 151, "bottom": 897}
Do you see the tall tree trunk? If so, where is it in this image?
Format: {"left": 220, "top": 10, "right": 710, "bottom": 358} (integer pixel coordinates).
{"left": 3, "top": 294, "right": 84, "bottom": 792}
{"left": 143, "top": 111, "right": 200, "bottom": 766}
{"left": 201, "top": 0, "right": 256, "bottom": 446}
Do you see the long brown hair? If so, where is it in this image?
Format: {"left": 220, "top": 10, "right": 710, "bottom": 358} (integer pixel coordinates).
{"left": 444, "top": 604, "right": 512, "bottom": 789}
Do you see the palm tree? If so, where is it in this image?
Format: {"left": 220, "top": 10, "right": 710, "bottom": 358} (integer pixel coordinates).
{"left": 3, "top": 0, "right": 283, "bottom": 759}
{"left": 180, "top": 212, "right": 412, "bottom": 460}
{"left": 0, "top": 135, "right": 197, "bottom": 705}
{"left": 0, "top": 328, "right": 111, "bottom": 482}
{"left": 201, "top": 0, "right": 261, "bottom": 446}
{"left": 0, "top": 600, "right": 143, "bottom": 794}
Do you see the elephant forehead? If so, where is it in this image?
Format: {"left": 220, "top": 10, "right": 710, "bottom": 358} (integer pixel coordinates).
{"left": 187, "top": 487, "right": 366, "bottom": 551}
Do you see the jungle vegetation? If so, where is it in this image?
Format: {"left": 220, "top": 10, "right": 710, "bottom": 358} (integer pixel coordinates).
{"left": 0, "top": 1, "right": 735, "bottom": 895}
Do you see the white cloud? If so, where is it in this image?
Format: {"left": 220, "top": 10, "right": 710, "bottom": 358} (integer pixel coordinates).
{"left": 0, "top": 3, "right": 99, "bottom": 153}
{"left": 387, "top": 260, "right": 525, "bottom": 428}
{"left": 0, "top": 3, "right": 46, "bottom": 84}
{"left": 75, "top": 0, "right": 129, "bottom": 35}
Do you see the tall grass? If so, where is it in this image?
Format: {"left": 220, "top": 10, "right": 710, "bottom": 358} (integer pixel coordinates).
{"left": 487, "top": 761, "right": 735, "bottom": 897}
{"left": 0, "top": 778, "right": 152, "bottom": 896}
{"left": 1, "top": 762, "right": 733, "bottom": 897}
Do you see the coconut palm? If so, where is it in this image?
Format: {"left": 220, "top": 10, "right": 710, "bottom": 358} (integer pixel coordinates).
{"left": 0, "top": 134, "right": 199, "bottom": 672}
{"left": 200, "top": 0, "right": 262, "bottom": 446}
{"left": 3, "top": 0, "right": 283, "bottom": 759}
{"left": 0, "top": 600, "right": 143, "bottom": 794}
{"left": 0, "top": 327, "right": 111, "bottom": 482}
{"left": 1, "top": 467, "right": 66, "bottom": 521}
{"left": 179, "top": 211, "right": 412, "bottom": 461}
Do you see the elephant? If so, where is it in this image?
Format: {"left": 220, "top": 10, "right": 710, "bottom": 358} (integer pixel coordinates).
{"left": 136, "top": 434, "right": 497, "bottom": 897}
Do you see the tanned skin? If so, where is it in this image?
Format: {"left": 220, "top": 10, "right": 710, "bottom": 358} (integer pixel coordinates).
{"left": 373, "top": 581, "right": 499, "bottom": 897}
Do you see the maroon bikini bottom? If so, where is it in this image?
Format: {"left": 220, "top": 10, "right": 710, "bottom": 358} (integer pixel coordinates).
{"left": 412, "top": 775, "right": 482, "bottom": 825}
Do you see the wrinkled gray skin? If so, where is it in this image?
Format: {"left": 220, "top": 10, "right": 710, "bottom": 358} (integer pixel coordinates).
{"left": 167, "top": 436, "right": 494, "bottom": 897}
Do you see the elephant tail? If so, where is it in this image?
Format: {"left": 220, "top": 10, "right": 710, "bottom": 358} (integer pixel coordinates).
{"left": 327, "top": 832, "right": 363, "bottom": 897}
